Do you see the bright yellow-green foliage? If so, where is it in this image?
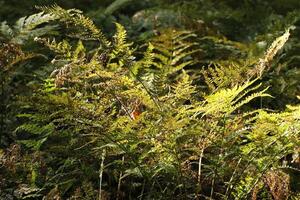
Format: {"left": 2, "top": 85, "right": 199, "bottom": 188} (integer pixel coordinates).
{"left": 0, "top": 4, "right": 299, "bottom": 200}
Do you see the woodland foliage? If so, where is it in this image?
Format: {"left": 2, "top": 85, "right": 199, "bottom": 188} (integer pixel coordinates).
{"left": 0, "top": 1, "right": 300, "bottom": 200}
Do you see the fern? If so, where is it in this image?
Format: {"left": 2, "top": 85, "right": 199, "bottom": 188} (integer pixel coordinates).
{"left": 202, "top": 28, "right": 291, "bottom": 95}
{"left": 132, "top": 29, "right": 200, "bottom": 99}
{"left": 151, "top": 29, "right": 199, "bottom": 74}
{"left": 202, "top": 60, "right": 256, "bottom": 92}
{"left": 191, "top": 79, "right": 272, "bottom": 117}
{"left": 249, "top": 27, "right": 291, "bottom": 78}
{"left": 35, "top": 38, "right": 72, "bottom": 58}
{"left": 6, "top": 6, "right": 299, "bottom": 200}
{"left": 38, "top": 5, "right": 111, "bottom": 47}
{"left": 0, "top": 12, "right": 57, "bottom": 44}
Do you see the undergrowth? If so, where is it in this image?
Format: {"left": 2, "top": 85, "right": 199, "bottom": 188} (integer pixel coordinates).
{"left": 0, "top": 3, "right": 299, "bottom": 200}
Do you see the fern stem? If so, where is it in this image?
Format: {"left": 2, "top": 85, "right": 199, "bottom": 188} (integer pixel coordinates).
{"left": 196, "top": 148, "right": 204, "bottom": 198}
{"left": 225, "top": 157, "right": 242, "bottom": 200}
{"left": 210, "top": 172, "right": 216, "bottom": 200}
{"left": 129, "top": 69, "right": 162, "bottom": 111}
{"left": 138, "top": 180, "right": 146, "bottom": 200}
{"left": 99, "top": 149, "right": 106, "bottom": 200}
{"left": 116, "top": 156, "right": 125, "bottom": 200}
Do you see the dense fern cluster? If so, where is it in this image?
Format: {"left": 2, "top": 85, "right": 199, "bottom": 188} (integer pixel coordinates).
{"left": 0, "top": 2, "right": 299, "bottom": 200}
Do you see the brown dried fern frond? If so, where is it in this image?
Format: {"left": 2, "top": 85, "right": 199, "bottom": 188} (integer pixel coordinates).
{"left": 263, "top": 170, "right": 290, "bottom": 200}
{"left": 249, "top": 27, "right": 291, "bottom": 78}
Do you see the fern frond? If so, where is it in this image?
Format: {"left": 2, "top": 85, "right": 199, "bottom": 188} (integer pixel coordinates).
{"left": 15, "top": 123, "right": 54, "bottom": 136}
{"left": 152, "top": 29, "right": 199, "bottom": 74}
{"left": 35, "top": 37, "right": 72, "bottom": 58}
{"left": 73, "top": 40, "right": 86, "bottom": 61}
{"left": 0, "top": 21, "right": 14, "bottom": 38}
{"left": 39, "top": 5, "right": 111, "bottom": 47}
{"left": 0, "top": 12, "right": 57, "bottom": 44}
{"left": 172, "top": 71, "right": 196, "bottom": 102}
{"left": 250, "top": 27, "right": 291, "bottom": 77}
{"left": 170, "top": 49, "right": 198, "bottom": 66}
{"left": 201, "top": 79, "right": 271, "bottom": 116}
{"left": 14, "top": 12, "right": 56, "bottom": 32}
{"left": 202, "top": 60, "right": 254, "bottom": 92}
{"left": 113, "top": 23, "right": 132, "bottom": 55}
{"left": 131, "top": 43, "right": 154, "bottom": 75}
{"left": 0, "top": 43, "right": 38, "bottom": 70}
{"left": 230, "top": 87, "right": 271, "bottom": 113}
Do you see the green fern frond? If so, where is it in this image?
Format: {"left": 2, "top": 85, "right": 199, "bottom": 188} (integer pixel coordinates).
{"left": 1, "top": 12, "right": 57, "bottom": 44}
{"left": 142, "top": 43, "right": 155, "bottom": 68}
{"left": 130, "top": 30, "right": 200, "bottom": 100}
{"left": 131, "top": 42, "right": 154, "bottom": 75}
{"left": 150, "top": 29, "right": 199, "bottom": 75}
{"left": 35, "top": 37, "right": 72, "bottom": 58}
{"left": 230, "top": 87, "right": 271, "bottom": 113}
{"left": 172, "top": 71, "right": 196, "bottom": 102}
{"left": 170, "top": 49, "right": 198, "bottom": 66}
{"left": 19, "top": 138, "right": 48, "bottom": 151}
{"left": 200, "top": 79, "right": 271, "bottom": 116}
{"left": 38, "top": 5, "right": 111, "bottom": 47}
{"left": 202, "top": 60, "right": 254, "bottom": 92}
{"left": 73, "top": 40, "right": 86, "bottom": 61}
{"left": 15, "top": 123, "right": 54, "bottom": 136}
{"left": 35, "top": 38, "right": 86, "bottom": 63}
{"left": 14, "top": 12, "right": 56, "bottom": 32}
{"left": 0, "top": 21, "right": 14, "bottom": 38}
{"left": 114, "top": 23, "right": 127, "bottom": 47}
{"left": 112, "top": 23, "right": 132, "bottom": 56}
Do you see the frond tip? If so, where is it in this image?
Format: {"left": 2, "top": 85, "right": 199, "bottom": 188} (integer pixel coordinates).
{"left": 253, "top": 27, "right": 291, "bottom": 77}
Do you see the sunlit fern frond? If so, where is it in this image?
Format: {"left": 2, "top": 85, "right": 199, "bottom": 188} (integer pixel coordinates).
{"left": 113, "top": 23, "right": 127, "bottom": 52}
{"left": 34, "top": 38, "right": 86, "bottom": 63}
{"left": 35, "top": 37, "right": 72, "bottom": 58}
{"left": 249, "top": 27, "right": 291, "bottom": 78}
{"left": 202, "top": 28, "right": 291, "bottom": 94}
{"left": 110, "top": 23, "right": 134, "bottom": 63}
{"left": 191, "top": 79, "right": 271, "bottom": 117}
{"left": 172, "top": 71, "right": 196, "bottom": 103}
{"left": 202, "top": 59, "right": 257, "bottom": 92}
{"left": 38, "top": 4, "right": 111, "bottom": 47}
